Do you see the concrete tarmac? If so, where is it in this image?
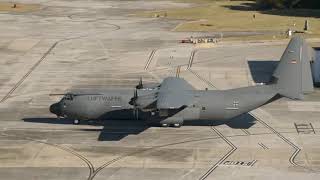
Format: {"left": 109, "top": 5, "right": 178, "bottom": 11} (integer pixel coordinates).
{"left": 0, "top": 1, "right": 320, "bottom": 180}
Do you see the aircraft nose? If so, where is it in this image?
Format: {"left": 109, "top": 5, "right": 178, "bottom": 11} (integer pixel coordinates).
{"left": 50, "top": 103, "right": 61, "bottom": 116}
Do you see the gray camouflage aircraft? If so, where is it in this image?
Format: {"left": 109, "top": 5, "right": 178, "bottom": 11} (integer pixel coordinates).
{"left": 50, "top": 36, "right": 318, "bottom": 127}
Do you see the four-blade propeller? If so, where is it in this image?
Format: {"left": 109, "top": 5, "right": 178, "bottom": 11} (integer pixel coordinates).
{"left": 129, "top": 89, "right": 139, "bottom": 120}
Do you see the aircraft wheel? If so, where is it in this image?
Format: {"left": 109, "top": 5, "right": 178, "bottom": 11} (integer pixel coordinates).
{"left": 173, "top": 123, "right": 181, "bottom": 128}
{"left": 73, "top": 119, "right": 80, "bottom": 125}
{"left": 161, "top": 123, "right": 168, "bottom": 127}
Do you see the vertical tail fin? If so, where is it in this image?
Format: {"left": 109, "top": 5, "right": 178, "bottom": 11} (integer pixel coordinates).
{"left": 272, "top": 36, "right": 314, "bottom": 100}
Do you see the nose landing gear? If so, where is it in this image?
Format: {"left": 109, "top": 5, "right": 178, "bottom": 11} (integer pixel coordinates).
{"left": 73, "top": 119, "right": 80, "bottom": 125}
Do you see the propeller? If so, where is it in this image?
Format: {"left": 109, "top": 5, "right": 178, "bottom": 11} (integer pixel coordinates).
{"left": 129, "top": 89, "right": 138, "bottom": 105}
{"left": 129, "top": 89, "right": 139, "bottom": 120}
{"left": 136, "top": 77, "right": 143, "bottom": 89}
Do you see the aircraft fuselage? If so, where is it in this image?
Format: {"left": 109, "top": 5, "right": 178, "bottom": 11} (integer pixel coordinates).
{"left": 50, "top": 85, "right": 278, "bottom": 125}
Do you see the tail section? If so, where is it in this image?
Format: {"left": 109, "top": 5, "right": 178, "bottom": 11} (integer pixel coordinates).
{"left": 272, "top": 36, "right": 314, "bottom": 100}
{"left": 311, "top": 47, "right": 320, "bottom": 85}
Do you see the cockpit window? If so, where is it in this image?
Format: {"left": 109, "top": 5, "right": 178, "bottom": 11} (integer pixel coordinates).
{"left": 63, "top": 94, "right": 73, "bottom": 101}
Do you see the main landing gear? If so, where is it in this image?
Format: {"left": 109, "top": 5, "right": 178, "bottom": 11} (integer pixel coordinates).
{"left": 160, "top": 123, "right": 182, "bottom": 128}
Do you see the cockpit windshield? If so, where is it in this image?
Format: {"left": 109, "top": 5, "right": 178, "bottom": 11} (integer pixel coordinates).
{"left": 63, "top": 94, "right": 73, "bottom": 101}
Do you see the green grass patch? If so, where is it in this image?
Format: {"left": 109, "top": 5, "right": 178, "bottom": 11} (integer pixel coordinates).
{"left": 136, "top": 0, "right": 320, "bottom": 37}
{"left": 0, "top": 2, "right": 40, "bottom": 13}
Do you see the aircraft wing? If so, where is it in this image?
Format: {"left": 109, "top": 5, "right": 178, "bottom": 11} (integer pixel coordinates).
{"left": 156, "top": 77, "right": 194, "bottom": 109}
{"left": 135, "top": 89, "right": 158, "bottom": 111}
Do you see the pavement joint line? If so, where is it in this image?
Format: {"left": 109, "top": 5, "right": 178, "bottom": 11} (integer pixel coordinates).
{"left": 198, "top": 127, "right": 237, "bottom": 180}
{"left": 187, "top": 49, "right": 197, "bottom": 69}
{"left": 188, "top": 69, "right": 217, "bottom": 89}
{"left": 0, "top": 41, "right": 59, "bottom": 103}
{"left": 0, "top": 19, "right": 121, "bottom": 103}
{"left": 258, "top": 142, "right": 269, "bottom": 150}
{"left": 251, "top": 112, "right": 319, "bottom": 172}
{"left": 3, "top": 129, "right": 288, "bottom": 179}
{"left": 0, "top": 130, "right": 241, "bottom": 179}
{"left": 187, "top": 67, "right": 319, "bottom": 174}
{"left": 241, "top": 129, "right": 251, "bottom": 135}
{"left": 79, "top": 132, "right": 242, "bottom": 179}
{"left": 144, "top": 49, "right": 156, "bottom": 70}
{"left": 252, "top": 115, "right": 302, "bottom": 167}
{"left": 0, "top": 132, "right": 95, "bottom": 179}
{"left": 187, "top": 68, "right": 237, "bottom": 179}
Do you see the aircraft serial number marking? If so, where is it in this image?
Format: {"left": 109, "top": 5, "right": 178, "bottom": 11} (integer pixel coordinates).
{"left": 88, "top": 96, "right": 121, "bottom": 101}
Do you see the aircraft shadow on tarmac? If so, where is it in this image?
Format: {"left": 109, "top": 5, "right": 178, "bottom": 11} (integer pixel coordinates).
{"left": 247, "top": 60, "right": 278, "bottom": 84}
{"left": 23, "top": 117, "right": 149, "bottom": 141}
{"left": 183, "top": 113, "right": 256, "bottom": 129}
{"left": 23, "top": 113, "right": 256, "bottom": 141}
{"left": 22, "top": 61, "right": 280, "bottom": 141}
{"left": 248, "top": 59, "right": 320, "bottom": 87}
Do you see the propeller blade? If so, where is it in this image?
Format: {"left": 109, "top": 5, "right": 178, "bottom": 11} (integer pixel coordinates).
{"left": 134, "top": 89, "right": 138, "bottom": 99}
{"left": 129, "top": 89, "right": 138, "bottom": 106}
{"left": 132, "top": 108, "right": 139, "bottom": 120}
{"left": 135, "top": 109, "right": 139, "bottom": 120}
{"left": 136, "top": 77, "right": 143, "bottom": 89}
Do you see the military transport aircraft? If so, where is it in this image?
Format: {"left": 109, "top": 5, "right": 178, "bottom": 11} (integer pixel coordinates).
{"left": 50, "top": 36, "right": 318, "bottom": 127}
